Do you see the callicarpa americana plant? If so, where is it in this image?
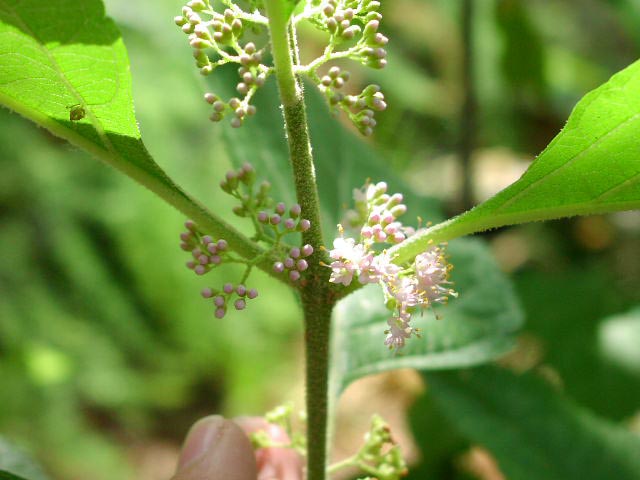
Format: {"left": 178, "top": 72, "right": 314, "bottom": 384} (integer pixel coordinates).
{"left": 1, "top": 0, "right": 640, "bottom": 479}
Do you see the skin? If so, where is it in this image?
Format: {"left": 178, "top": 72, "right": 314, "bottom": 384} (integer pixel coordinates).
{"left": 172, "top": 416, "right": 304, "bottom": 480}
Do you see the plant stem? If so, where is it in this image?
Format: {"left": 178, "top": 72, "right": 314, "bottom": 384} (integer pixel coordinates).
{"left": 264, "top": 1, "right": 334, "bottom": 479}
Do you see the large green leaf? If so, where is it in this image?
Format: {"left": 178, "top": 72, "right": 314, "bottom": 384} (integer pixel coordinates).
{"left": 329, "top": 239, "right": 523, "bottom": 395}
{"left": 425, "top": 366, "right": 640, "bottom": 480}
{"left": 0, "top": 472, "right": 28, "bottom": 480}
{"left": 0, "top": 0, "right": 264, "bottom": 264}
{"left": 0, "top": 0, "right": 164, "bottom": 189}
{"left": 0, "top": 438, "right": 48, "bottom": 480}
{"left": 392, "top": 59, "right": 640, "bottom": 263}
{"left": 514, "top": 266, "right": 640, "bottom": 421}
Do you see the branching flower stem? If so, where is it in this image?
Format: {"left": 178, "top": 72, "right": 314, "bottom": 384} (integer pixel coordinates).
{"left": 264, "top": 1, "right": 337, "bottom": 479}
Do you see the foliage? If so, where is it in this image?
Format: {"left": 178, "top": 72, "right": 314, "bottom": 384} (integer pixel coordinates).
{"left": 425, "top": 366, "right": 640, "bottom": 480}
{"left": 0, "top": 0, "right": 639, "bottom": 479}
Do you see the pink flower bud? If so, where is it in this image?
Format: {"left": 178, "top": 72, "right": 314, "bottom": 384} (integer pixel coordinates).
{"left": 299, "top": 219, "right": 311, "bottom": 231}
{"left": 201, "top": 288, "right": 214, "bottom": 298}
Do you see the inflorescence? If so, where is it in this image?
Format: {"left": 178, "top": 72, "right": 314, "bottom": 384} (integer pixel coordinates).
{"left": 328, "top": 181, "right": 457, "bottom": 349}
{"left": 180, "top": 163, "right": 312, "bottom": 318}
{"left": 175, "top": 0, "right": 270, "bottom": 128}
{"left": 250, "top": 406, "right": 407, "bottom": 480}
{"left": 175, "top": 0, "right": 388, "bottom": 134}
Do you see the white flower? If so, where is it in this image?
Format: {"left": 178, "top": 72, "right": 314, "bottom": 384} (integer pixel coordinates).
{"left": 387, "top": 276, "right": 421, "bottom": 313}
{"left": 384, "top": 315, "right": 416, "bottom": 349}
{"left": 328, "top": 237, "right": 371, "bottom": 286}
{"left": 414, "top": 247, "right": 456, "bottom": 304}
{"left": 358, "top": 250, "right": 399, "bottom": 284}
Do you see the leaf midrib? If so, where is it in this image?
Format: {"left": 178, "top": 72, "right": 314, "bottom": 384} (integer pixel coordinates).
{"left": 0, "top": 0, "right": 119, "bottom": 157}
{"left": 496, "top": 111, "right": 640, "bottom": 212}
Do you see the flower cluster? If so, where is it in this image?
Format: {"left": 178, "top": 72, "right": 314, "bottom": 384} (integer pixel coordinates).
{"left": 175, "top": 0, "right": 389, "bottom": 134}
{"left": 180, "top": 220, "right": 258, "bottom": 318}
{"left": 273, "top": 244, "right": 314, "bottom": 283}
{"left": 180, "top": 163, "right": 314, "bottom": 318}
{"left": 175, "top": 0, "right": 271, "bottom": 127}
{"left": 256, "top": 202, "right": 311, "bottom": 237}
{"left": 353, "top": 415, "right": 408, "bottom": 480}
{"left": 248, "top": 407, "right": 407, "bottom": 479}
{"left": 301, "top": 0, "right": 388, "bottom": 135}
{"left": 329, "top": 181, "right": 456, "bottom": 349}
{"left": 202, "top": 282, "right": 258, "bottom": 318}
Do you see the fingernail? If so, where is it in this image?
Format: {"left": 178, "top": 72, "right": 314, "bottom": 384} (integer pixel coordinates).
{"left": 173, "top": 416, "right": 258, "bottom": 480}
{"left": 177, "top": 415, "right": 226, "bottom": 470}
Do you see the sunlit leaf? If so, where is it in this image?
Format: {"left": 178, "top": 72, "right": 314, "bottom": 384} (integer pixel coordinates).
{"left": 0, "top": 0, "right": 259, "bottom": 260}
{"left": 393, "top": 60, "right": 640, "bottom": 263}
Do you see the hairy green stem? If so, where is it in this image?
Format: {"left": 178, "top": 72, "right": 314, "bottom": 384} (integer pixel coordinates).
{"left": 264, "top": 1, "right": 334, "bottom": 479}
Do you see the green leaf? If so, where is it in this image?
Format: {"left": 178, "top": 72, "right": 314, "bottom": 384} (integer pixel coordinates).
{"left": 0, "top": 0, "right": 266, "bottom": 266}
{"left": 425, "top": 366, "right": 640, "bottom": 480}
{"left": 0, "top": 437, "right": 49, "bottom": 480}
{"left": 514, "top": 266, "right": 640, "bottom": 421}
{"left": 405, "top": 393, "right": 469, "bottom": 479}
{"left": 392, "top": 60, "right": 640, "bottom": 264}
{"left": 0, "top": 472, "right": 28, "bottom": 480}
{"left": 329, "top": 239, "right": 523, "bottom": 396}
{"left": 0, "top": 0, "right": 165, "bottom": 189}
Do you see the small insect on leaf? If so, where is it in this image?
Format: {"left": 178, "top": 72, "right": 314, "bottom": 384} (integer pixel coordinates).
{"left": 67, "top": 103, "right": 86, "bottom": 121}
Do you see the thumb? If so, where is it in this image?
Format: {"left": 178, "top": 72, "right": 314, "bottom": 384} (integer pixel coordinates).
{"left": 172, "top": 415, "right": 258, "bottom": 480}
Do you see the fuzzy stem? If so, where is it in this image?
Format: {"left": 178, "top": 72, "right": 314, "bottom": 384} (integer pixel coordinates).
{"left": 264, "top": 1, "right": 334, "bottom": 479}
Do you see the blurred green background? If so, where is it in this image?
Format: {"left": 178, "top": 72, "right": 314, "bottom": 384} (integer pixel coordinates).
{"left": 1, "top": 0, "right": 640, "bottom": 479}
